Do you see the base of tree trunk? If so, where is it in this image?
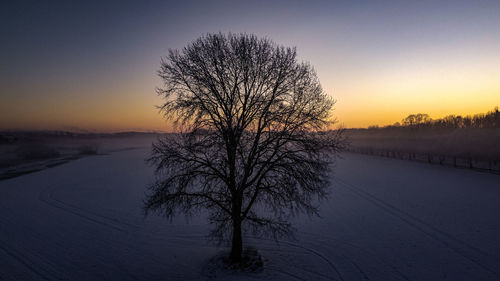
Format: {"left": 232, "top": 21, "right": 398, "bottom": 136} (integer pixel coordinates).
{"left": 225, "top": 247, "right": 264, "bottom": 271}
{"left": 203, "top": 247, "right": 264, "bottom": 276}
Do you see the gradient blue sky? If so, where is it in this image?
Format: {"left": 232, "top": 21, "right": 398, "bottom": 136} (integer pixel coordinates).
{"left": 1, "top": 0, "right": 499, "bottom": 131}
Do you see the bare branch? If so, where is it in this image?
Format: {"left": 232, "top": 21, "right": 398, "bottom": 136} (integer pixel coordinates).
{"left": 144, "top": 33, "right": 345, "bottom": 262}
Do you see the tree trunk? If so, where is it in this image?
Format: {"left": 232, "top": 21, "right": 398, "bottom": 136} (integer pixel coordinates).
{"left": 230, "top": 218, "right": 243, "bottom": 262}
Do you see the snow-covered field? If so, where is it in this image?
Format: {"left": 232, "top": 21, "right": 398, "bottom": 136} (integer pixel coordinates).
{"left": 1, "top": 138, "right": 499, "bottom": 281}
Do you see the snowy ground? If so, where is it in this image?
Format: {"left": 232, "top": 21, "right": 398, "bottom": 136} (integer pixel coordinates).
{"left": 1, "top": 138, "right": 499, "bottom": 281}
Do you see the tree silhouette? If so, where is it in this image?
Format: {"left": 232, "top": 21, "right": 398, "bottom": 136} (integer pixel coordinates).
{"left": 144, "top": 33, "right": 344, "bottom": 263}
{"left": 402, "top": 113, "right": 431, "bottom": 127}
{"left": 397, "top": 108, "right": 499, "bottom": 129}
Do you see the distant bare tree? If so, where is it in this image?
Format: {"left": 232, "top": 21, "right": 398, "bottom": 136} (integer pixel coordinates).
{"left": 402, "top": 113, "right": 431, "bottom": 127}
{"left": 144, "top": 33, "right": 344, "bottom": 264}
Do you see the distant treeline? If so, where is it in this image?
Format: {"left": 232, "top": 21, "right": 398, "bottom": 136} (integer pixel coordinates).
{"left": 368, "top": 107, "right": 500, "bottom": 129}
{"left": 346, "top": 107, "right": 500, "bottom": 173}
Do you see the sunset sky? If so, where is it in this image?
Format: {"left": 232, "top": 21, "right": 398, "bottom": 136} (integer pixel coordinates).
{"left": 1, "top": 0, "right": 499, "bottom": 132}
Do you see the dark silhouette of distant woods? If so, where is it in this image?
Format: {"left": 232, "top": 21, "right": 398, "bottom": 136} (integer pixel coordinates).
{"left": 391, "top": 107, "right": 499, "bottom": 129}
{"left": 144, "top": 33, "right": 344, "bottom": 264}
{"left": 401, "top": 113, "right": 432, "bottom": 127}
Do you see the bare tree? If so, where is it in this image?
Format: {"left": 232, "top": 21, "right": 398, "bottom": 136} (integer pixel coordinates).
{"left": 144, "top": 33, "right": 344, "bottom": 263}
{"left": 402, "top": 113, "right": 431, "bottom": 127}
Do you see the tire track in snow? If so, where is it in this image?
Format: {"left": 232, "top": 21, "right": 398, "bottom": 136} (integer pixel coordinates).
{"left": 0, "top": 191, "right": 73, "bottom": 281}
{"left": 348, "top": 259, "right": 371, "bottom": 281}
{"left": 302, "top": 232, "right": 410, "bottom": 281}
{"left": 260, "top": 248, "right": 340, "bottom": 280}
{"left": 38, "top": 183, "right": 138, "bottom": 233}
{"left": 37, "top": 182, "right": 210, "bottom": 279}
{"left": 333, "top": 177, "right": 500, "bottom": 279}
{"left": 37, "top": 181, "right": 221, "bottom": 278}
{"left": 35, "top": 183, "right": 155, "bottom": 280}
{"left": 290, "top": 233, "right": 373, "bottom": 281}
{"left": 265, "top": 266, "right": 309, "bottom": 281}
{"left": 300, "top": 225, "right": 412, "bottom": 280}
{"left": 249, "top": 236, "right": 343, "bottom": 281}
{"left": 279, "top": 241, "right": 345, "bottom": 281}
{"left": 0, "top": 241, "right": 55, "bottom": 281}
{"left": 0, "top": 201, "right": 141, "bottom": 281}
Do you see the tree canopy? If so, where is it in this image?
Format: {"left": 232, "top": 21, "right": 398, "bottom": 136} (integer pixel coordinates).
{"left": 144, "top": 33, "right": 344, "bottom": 263}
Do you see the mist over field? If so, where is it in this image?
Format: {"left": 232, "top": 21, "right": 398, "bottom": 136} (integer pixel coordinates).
{"left": 346, "top": 108, "right": 500, "bottom": 173}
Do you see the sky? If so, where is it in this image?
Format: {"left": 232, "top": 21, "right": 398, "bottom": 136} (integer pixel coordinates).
{"left": 1, "top": 0, "right": 499, "bottom": 132}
